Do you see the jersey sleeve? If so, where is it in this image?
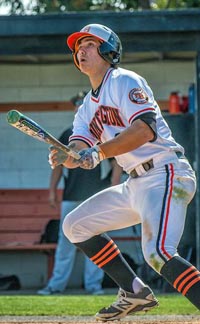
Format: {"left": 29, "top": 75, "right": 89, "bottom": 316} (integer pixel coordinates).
{"left": 69, "top": 106, "right": 98, "bottom": 147}
{"left": 117, "top": 72, "right": 157, "bottom": 125}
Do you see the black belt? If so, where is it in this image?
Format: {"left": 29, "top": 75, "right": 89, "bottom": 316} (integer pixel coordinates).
{"left": 130, "top": 152, "right": 185, "bottom": 179}
{"left": 130, "top": 159, "right": 154, "bottom": 178}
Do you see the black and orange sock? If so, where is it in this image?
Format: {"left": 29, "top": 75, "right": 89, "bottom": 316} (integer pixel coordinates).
{"left": 161, "top": 255, "right": 200, "bottom": 309}
{"left": 75, "top": 233, "right": 137, "bottom": 292}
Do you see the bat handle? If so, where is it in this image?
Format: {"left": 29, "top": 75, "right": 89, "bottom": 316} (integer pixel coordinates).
{"left": 54, "top": 141, "right": 81, "bottom": 160}
{"left": 63, "top": 148, "right": 81, "bottom": 160}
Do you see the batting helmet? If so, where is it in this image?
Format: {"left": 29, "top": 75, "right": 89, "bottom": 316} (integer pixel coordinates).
{"left": 67, "top": 24, "right": 122, "bottom": 69}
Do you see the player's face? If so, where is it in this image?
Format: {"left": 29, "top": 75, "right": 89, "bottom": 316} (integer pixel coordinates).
{"left": 76, "top": 37, "right": 109, "bottom": 76}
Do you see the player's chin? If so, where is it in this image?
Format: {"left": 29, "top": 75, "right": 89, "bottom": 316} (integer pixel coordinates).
{"left": 79, "top": 62, "right": 90, "bottom": 74}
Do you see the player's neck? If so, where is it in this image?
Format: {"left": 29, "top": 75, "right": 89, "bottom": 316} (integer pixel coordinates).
{"left": 89, "top": 65, "right": 111, "bottom": 92}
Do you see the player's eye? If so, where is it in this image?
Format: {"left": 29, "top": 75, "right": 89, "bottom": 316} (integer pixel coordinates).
{"left": 77, "top": 38, "right": 99, "bottom": 52}
{"left": 78, "top": 42, "right": 93, "bottom": 51}
{"left": 86, "top": 41, "right": 96, "bottom": 48}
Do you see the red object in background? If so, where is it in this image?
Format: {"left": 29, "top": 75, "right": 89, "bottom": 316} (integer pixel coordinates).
{"left": 169, "top": 92, "right": 181, "bottom": 114}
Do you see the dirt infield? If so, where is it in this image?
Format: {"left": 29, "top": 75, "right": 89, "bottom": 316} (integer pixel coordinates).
{"left": 0, "top": 315, "right": 200, "bottom": 323}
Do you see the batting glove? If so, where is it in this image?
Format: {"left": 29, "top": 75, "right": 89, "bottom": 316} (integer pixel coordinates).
{"left": 78, "top": 146, "right": 105, "bottom": 169}
{"left": 48, "top": 145, "right": 69, "bottom": 169}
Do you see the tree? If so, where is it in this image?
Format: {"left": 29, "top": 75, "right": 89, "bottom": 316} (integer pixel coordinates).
{"left": 0, "top": 0, "right": 200, "bottom": 15}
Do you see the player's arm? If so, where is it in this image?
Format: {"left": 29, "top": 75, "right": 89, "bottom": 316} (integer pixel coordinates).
{"left": 78, "top": 112, "right": 156, "bottom": 169}
{"left": 99, "top": 117, "right": 155, "bottom": 158}
{"left": 49, "top": 165, "right": 63, "bottom": 208}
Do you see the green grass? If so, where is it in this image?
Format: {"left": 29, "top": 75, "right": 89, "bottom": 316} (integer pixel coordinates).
{"left": 0, "top": 294, "right": 199, "bottom": 316}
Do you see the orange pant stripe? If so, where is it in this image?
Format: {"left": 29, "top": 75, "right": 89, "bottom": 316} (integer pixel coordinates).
{"left": 92, "top": 244, "right": 118, "bottom": 265}
{"left": 173, "top": 266, "right": 195, "bottom": 288}
{"left": 177, "top": 270, "right": 199, "bottom": 292}
{"left": 90, "top": 240, "right": 114, "bottom": 261}
{"left": 98, "top": 249, "right": 120, "bottom": 268}
{"left": 182, "top": 277, "right": 200, "bottom": 296}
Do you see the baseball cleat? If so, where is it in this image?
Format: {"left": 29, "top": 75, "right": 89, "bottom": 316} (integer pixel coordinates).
{"left": 95, "top": 286, "right": 159, "bottom": 321}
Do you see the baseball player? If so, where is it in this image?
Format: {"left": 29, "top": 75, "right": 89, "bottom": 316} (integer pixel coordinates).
{"left": 49, "top": 24, "right": 200, "bottom": 321}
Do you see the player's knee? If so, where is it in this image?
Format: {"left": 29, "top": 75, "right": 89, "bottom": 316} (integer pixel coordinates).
{"left": 143, "top": 245, "right": 164, "bottom": 274}
{"left": 143, "top": 242, "right": 177, "bottom": 273}
{"left": 62, "top": 212, "right": 76, "bottom": 242}
{"left": 62, "top": 209, "right": 92, "bottom": 243}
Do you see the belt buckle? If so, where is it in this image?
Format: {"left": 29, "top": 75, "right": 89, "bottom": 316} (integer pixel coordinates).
{"left": 130, "top": 159, "right": 154, "bottom": 179}
{"left": 130, "top": 169, "right": 138, "bottom": 178}
{"left": 143, "top": 159, "right": 154, "bottom": 171}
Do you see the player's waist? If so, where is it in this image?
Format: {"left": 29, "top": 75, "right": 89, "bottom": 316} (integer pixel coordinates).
{"left": 129, "top": 151, "right": 186, "bottom": 179}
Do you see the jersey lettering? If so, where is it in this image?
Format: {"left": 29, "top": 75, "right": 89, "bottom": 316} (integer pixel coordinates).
{"left": 89, "top": 105, "right": 125, "bottom": 140}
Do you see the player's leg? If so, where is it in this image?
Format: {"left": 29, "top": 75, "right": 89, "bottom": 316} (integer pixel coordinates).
{"left": 63, "top": 182, "right": 142, "bottom": 292}
{"left": 38, "top": 200, "right": 79, "bottom": 295}
{"left": 161, "top": 256, "right": 200, "bottom": 309}
{"left": 141, "top": 162, "right": 200, "bottom": 310}
{"left": 63, "top": 182, "right": 158, "bottom": 320}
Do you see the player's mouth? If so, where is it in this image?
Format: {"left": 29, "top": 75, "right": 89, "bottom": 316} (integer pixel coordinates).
{"left": 80, "top": 57, "right": 86, "bottom": 63}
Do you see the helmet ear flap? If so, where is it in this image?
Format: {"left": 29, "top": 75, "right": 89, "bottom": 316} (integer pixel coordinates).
{"left": 98, "top": 41, "right": 121, "bottom": 66}
{"left": 112, "top": 52, "right": 121, "bottom": 64}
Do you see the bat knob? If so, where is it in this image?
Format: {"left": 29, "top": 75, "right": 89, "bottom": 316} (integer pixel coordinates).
{"left": 7, "top": 110, "right": 21, "bottom": 124}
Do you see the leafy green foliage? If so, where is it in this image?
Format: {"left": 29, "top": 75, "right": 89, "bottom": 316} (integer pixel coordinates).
{"left": 153, "top": 0, "right": 200, "bottom": 9}
{"left": 0, "top": 0, "right": 200, "bottom": 15}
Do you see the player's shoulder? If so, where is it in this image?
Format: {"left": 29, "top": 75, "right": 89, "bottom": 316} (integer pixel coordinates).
{"left": 111, "top": 67, "right": 143, "bottom": 84}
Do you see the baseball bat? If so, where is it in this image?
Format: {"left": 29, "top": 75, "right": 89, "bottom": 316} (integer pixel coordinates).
{"left": 6, "top": 109, "right": 81, "bottom": 160}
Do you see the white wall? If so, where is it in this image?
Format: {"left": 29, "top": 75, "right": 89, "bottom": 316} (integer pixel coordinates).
{"left": 0, "top": 64, "right": 90, "bottom": 103}
{"left": 0, "top": 110, "right": 74, "bottom": 188}
{"left": 123, "top": 61, "right": 196, "bottom": 100}
{"left": 0, "top": 250, "right": 85, "bottom": 289}
{"left": 0, "top": 61, "right": 195, "bottom": 104}
{"left": 0, "top": 60, "right": 196, "bottom": 189}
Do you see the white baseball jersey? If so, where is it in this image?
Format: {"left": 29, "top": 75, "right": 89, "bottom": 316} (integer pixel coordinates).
{"left": 64, "top": 67, "right": 196, "bottom": 272}
{"left": 69, "top": 67, "right": 184, "bottom": 173}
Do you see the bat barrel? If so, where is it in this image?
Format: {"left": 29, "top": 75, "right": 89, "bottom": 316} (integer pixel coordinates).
{"left": 6, "top": 109, "right": 81, "bottom": 160}
{"left": 7, "top": 110, "right": 21, "bottom": 124}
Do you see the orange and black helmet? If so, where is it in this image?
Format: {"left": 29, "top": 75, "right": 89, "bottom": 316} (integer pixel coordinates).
{"left": 67, "top": 24, "right": 122, "bottom": 69}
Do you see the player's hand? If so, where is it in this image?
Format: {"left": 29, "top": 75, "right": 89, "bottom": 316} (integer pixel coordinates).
{"left": 48, "top": 146, "right": 69, "bottom": 169}
{"left": 48, "top": 190, "right": 58, "bottom": 208}
{"left": 78, "top": 146, "right": 104, "bottom": 169}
